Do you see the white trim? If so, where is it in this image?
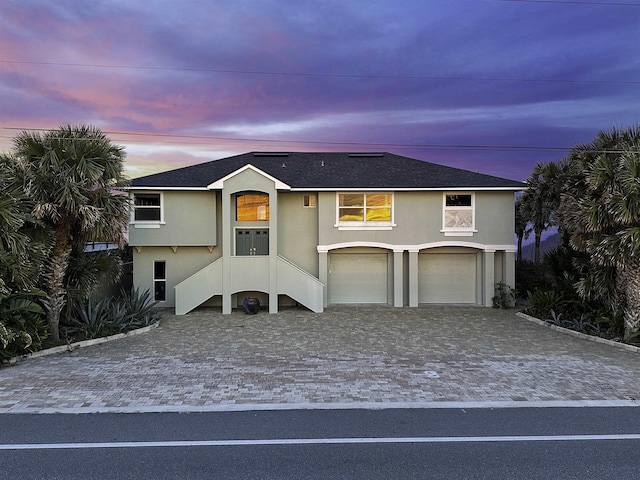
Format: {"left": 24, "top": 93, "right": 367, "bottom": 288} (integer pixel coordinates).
{"left": 442, "top": 192, "right": 475, "bottom": 235}
{"left": 441, "top": 230, "right": 477, "bottom": 237}
{"left": 294, "top": 186, "right": 523, "bottom": 192}
{"left": 130, "top": 191, "right": 164, "bottom": 225}
{"left": 318, "top": 241, "right": 397, "bottom": 253}
{"left": 125, "top": 186, "right": 523, "bottom": 192}
{"left": 125, "top": 186, "right": 209, "bottom": 191}
{"left": 334, "top": 225, "right": 396, "bottom": 231}
{"left": 132, "top": 223, "right": 163, "bottom": 229}
{"left": 318, "top": 241, "right": 517, "bottom": 253}
{"left": 207, "top": 164, "right": 291, "bottom": 190}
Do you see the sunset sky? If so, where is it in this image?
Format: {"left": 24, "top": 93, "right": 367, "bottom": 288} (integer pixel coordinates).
{"left": 1, "top": 0, "right": 638, "bottom": 181}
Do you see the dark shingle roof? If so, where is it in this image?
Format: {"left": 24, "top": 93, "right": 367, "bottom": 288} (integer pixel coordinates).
{"left": 130, "top": 152, "right": 524, "bottom": 190}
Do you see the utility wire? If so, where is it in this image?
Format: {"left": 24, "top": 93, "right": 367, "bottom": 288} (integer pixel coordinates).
{"left": 1, "top": 60, "right": 638, "bottom": 85}
{"left": 2, "top": 128, "right": 637, "bottom": 154}
{"left": 495, "top": 0, "right": 640, "bottom": 5}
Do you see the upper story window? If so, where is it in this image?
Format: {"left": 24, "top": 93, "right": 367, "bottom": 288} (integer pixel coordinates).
{"left": 133, "top": 193, "right": 162, "bottom": 223}
{"left": 303, "top": 194, "right": 317, "bottom": 208}
{"left": 236, "top": 193, "right": 269, "bottom": 221}
{"left": 336, "top": 193, "right": 394, "bottom": 230}
{"left": 442, "top": 193, "right": 476, "bottom": 236}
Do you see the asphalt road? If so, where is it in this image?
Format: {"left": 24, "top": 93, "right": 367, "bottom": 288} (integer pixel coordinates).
{"left": 2, "top": 407, "right": 639, "bottom": 479}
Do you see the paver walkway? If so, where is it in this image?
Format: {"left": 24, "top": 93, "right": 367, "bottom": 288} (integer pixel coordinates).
{"left": 1, "top": 306, "right": 640, "bottom": 412}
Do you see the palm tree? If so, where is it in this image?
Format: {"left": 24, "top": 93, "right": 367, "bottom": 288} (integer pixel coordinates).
{"left": 11, "top": 125, "right": 130, "bottom": 341}
{"left": 514, "top": 197, "right": 530, "bottom": 263}
{"left": 557, "top": 125, "right": 640, "bottom": 338}
{"left": 520, "top": 160, "right": 566, "bottom": 263}
{"left": 0, "top": 154, "right": 49, "bottom": 295}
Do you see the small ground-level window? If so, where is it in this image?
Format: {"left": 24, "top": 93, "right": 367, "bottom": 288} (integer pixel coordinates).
{"left": 154, "top": 261, "right": 166, "bottom": 301}
{"left": 303, "top": 194, "right": 317, "bottom": 207}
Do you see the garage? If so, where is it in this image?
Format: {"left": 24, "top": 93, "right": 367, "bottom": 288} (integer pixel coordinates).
{"left": 329, "top": 252, "right": 389, "bottom": 304}
{"left": 419, "top": 251, "right": 477, "bottom": 304}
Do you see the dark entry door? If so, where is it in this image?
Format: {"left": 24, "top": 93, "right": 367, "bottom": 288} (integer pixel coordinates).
{"left": 236, "top": 229, "right": 269, "bottom": 255}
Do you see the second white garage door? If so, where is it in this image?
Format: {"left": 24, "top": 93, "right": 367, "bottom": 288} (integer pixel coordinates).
{"left": 419, "top": 252, "right": 477, "bottom": 304}
{"left": 329, "top": 253, "right": 388, "bottom": 304}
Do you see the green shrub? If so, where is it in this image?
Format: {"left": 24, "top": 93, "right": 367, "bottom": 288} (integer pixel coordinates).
{"left": 524, "top": 289, "right": 567, "bottom": 319}
{"left": 0, "top": 290, "right": 48, "bottom": 363}
{"left": 62, "top": 296, "right": 126, "bottom": 339}
{"left": 121, "top": 287, "right": 159, "bottom": 327}
{"left": 61, "top": 288, "right": 159, "bottom": 341}
{"left": 492, "top": 282, "right": 516, "bottom": 309}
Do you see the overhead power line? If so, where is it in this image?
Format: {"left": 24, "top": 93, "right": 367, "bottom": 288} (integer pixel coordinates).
{"left": 1, "top": 60, "right": 638, "bottom": 85}
{"left": 3, "top": 127, "right": 637, "bottom": 154}
{"left": 496, "top": 0, "right": 640, "bottom": 5}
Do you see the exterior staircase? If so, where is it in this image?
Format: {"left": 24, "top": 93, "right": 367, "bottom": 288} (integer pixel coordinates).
{"left": 174, "top": 255, "right": 324, "bottom": 315}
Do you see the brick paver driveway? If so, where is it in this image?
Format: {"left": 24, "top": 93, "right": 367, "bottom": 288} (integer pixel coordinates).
{"left": 1, "top": 306, "right": 639, "bottom": 412}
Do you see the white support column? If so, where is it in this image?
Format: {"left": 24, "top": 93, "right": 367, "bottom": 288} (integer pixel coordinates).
{"left": 269, "top": 190, "right": 278, "bottom": 314}
{"left": 393, "top": 250, "right": 404, "bottom": 307}
{"left": 503, "top": 250, "right": 516, "bottom": 306}
{"left": 222, "top": 192, "right": 232, "bottom": 314}
{"left": 409, "top": 250, "right": 419, "bottom": 307}
{"left": 483, "top": 250, "right": 495, "bottom": 307}
{"left": 318, "top": 250, "right": 328, "bottom": 307}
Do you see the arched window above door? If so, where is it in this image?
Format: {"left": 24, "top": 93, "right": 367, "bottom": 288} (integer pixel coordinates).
{"left": 236, "top": 193, "right": 269, "bottom": 221}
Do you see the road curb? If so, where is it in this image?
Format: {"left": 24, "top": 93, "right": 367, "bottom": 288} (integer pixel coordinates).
{"left": 516, "top": 312, "right": 640, "bottom": 354}
{"left": 2, "top": 399, "right": 639, "bottom": 414}
{"left": 5, "top": 322, "right": 160, "bottom": 365}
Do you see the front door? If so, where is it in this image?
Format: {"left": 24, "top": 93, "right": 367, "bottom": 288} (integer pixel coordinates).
{"left": 236, "top": 229, "right": 269, "bottom": 255}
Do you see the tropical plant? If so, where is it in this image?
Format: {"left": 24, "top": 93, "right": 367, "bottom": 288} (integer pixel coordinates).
{"left": 0, "top": 154, "right": 50, "bottom": 295}
{"left": 0, "top": 290, "right": 48, "bottom": 362}
{"left": 120, "top": 287, "right": 160, "bottom": 327}
{"left": 62, "top": 296, "right": 127, "bottom": 339}
{"left": 9, "top": 125, "right": 130, "bottom": 341}
{"left": 61, "top": 288, "right": 159, "bottom": 341}
{"left": 492, "top": 282, "right": 516, "bottom": 309}
{"left": 525, "top": 289, "right": 568, "bottom": 319}
{"left": 556, "top": 125, "right": 640, "bottom": 338}
{"left": 63, "top": 247, "right": 125, "bottom": 319}
{"left": 520, "top": 161, "right": 565, "bottom": 263}
{"left": 514, "top": 197, "right": 531, "bottom": 263}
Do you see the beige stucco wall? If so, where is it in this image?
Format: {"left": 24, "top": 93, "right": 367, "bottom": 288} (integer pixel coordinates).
{"left": 129, "top": 191, "right": 217, "bottom": 247}
{"left": 317, "top": 190, "right": 516, "bottom": 247}
{"left": 277, "top": 192, "right": 319, "bottom": 275}
{"left": 132, "top": 246, "right": 221, "bottom": 307}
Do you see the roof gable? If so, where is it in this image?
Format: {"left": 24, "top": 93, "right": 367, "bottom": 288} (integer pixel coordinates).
{"left": 207, "top": 164, "right": 291, "bottom": 190}
{"left": 130, "top": 152, "right": 524, "bottom": 190}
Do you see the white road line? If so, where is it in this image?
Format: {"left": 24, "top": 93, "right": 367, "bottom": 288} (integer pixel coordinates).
{"left": 3, "top": 434, "right": 640, "bottom": 450}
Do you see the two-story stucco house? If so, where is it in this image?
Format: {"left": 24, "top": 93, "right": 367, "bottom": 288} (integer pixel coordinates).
{"left": 127, "top": 152, "right": 523, "bottom": 315}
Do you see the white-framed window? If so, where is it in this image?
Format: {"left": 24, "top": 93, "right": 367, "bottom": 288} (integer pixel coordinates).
{"left": 303, "top": 194, "right": 317, "bottom": 208}
{"left": 442, "top": 192, "right": 476, "bottom": 236}
{"left": 153, "top": 260, "right": 166, "bottom": 301}
{"left": 336, "top": 192, "right": 394, "bottom": 230}
{"left": 132, "top": 192, "right": 163, "bottom": 226}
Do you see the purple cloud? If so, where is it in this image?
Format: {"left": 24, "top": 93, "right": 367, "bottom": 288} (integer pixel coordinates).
{"left": 1, "top": 0, "right": 638, "bottom": 181}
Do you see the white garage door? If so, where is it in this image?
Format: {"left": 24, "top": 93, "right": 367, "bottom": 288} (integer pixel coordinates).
{"left": 329, "top": 253, "right": 388, "bottom": 304}
{"left": 419, "top": 253, "right": 477, "bottom": 304}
